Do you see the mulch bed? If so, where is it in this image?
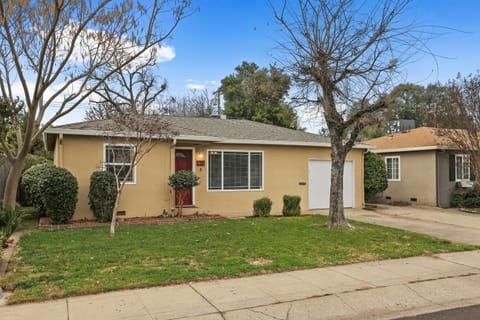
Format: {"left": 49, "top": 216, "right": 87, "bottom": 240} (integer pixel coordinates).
{"left": 38, "top": 214, "right": 225, "bottom": 230}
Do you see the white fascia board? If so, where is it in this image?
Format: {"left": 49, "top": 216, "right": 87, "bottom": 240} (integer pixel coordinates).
{"left": 370, "top": 145, "right": 458, "bottom": 153}
{"left": 174, "top": 135, "right": 222, "bottom": 142}
{"left": 44, "top": 128, "right": 219, "bottom": 142}
{"left": 199, "top": 138, "right": 371, "bottom": 149}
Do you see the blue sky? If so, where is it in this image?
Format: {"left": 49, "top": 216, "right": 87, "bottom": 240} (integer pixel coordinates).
{"left": 159, "top": 0, "right": 480, "bottom": 95}
{"left": 61, "top": 0, "right": 480, "bottom": 124}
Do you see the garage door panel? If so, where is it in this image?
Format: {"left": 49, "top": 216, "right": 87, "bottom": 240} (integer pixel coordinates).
{"left": 308, "top": 160, "right": 354, "bottom": 209}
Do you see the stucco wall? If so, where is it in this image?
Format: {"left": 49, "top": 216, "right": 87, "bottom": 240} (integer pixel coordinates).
{"left": 379, "top": 150, "right": 437, "bottom": 206}
{"left": 57, "top": 135, "right": 365, "bottom": 219}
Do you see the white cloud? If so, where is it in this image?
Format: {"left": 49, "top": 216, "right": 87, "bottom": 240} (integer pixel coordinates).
{"left": 186, "top": 83, "right": 207, "bottom": 90}
{"left": 155, "top": 45, "right": 175, "bottom": 63}
{"left": 57, "top": 24, "right": 175, "bottom": 68}
{"left": 185, "top": 79, "right": 219, "bottom": 91}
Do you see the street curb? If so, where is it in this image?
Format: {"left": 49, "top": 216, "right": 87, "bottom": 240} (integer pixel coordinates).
{"left": 0, "top": 231, "right": 22, "bottom": 278}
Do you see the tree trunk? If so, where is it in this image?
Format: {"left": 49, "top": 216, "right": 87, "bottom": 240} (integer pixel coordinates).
{"left": 177, "top": 189, "right": 184, "bottom": 217}
{"left": 2, "top": 157, "right": 25, "bottom": 210}
{"left": 328, "top": 135, "right": 353, "bottom": 229}
{"left": 110, "top": 190, "right": 122, "bottom": 237}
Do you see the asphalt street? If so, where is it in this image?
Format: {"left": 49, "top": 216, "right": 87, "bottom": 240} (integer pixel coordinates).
{"left": 395, "top": 304, "right": 480, "bottom": 320}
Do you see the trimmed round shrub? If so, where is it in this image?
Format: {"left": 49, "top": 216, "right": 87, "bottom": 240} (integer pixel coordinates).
{"left": 253, "top": 197, "right": 272, "bottom": 217}
{"left": 22, "top": 154, "right": 52, "bottom": 173}
{"left": 21, "top": 162, "right": 54, "bottom": 211}
{"left": 282, "top": 195, "right": 301, "bottom": 216}
{"left": 88, "top": 171, "right": 118, "bottom": 222}
{"left": 41, "top": 167, "right": 78, "bottom": 224}
{"left": 20, "top": 155, "right": 53, "bottom": 206}
{"left": 168, "top": 170, "right": 200, "bottom": 216}
{"left": 364, "top": 152, "right": 388, "bottom": 202}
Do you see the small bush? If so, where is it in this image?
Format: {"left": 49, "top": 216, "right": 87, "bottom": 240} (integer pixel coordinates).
{"left": 21, "top": 162, "right": 54, "bottom": 211}
{"left": 88, "top": 171, "right": 118, "bottom": 222}
{"left": 22, "top": 154, "right": 52, "bottom": 174}
{"left": 41, "top": 167, "right": 78, "bottom": 224}
{"left": 168, "top": 170, "right": 200, "bottom": 190}
{"left": 168, "top": 170, "right": 200, "bottom": 216}
{"left": 0, "top": 204, "right": 31, "bottom": 237}
{"left": 253, "top": 197, "right": 272, "bottom": 217}
{"left": 450, "top": 182, "right": 464, "bottom": 208}
{"left": 282, "top": 195, "right": 301, "bottom": 216}
{"left": 462, "top": 184, "right": 480, "bottom": 208}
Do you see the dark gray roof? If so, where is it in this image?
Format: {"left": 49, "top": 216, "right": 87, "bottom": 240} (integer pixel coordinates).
{"left": 51, "top": 116, "right": 332, "bottom": 144}
{"left": 47, "top": 116, "right": 371, "bottom": 148}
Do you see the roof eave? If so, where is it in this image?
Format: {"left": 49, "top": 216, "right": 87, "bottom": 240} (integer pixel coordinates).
{"left": 44, "top": 127, "right": 372, "bottom": 149}
{"left": 370, "top": 145, "right": 458, "bottom": 153}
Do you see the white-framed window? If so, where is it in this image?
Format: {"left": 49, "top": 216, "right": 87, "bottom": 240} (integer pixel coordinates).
{"left": 455, "top": 154, "right": 470, "bottom": 181}
{"left": 104, "top": 144, "right": 136, "bottom": 184}
{"left": 207, "top": 150, "right": 263, "bottom": 191}
{"left": 385, "top": 156, "right": 400, "bottom": 181}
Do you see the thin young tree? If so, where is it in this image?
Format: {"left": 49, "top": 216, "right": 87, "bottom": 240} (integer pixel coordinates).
{"left": 273, "top": 0, "right": 431, "bottom": 228}
{"left": 102, "top": 110, "right": 173, "bottom": 236}
{"left": 91, "top": 51, "right": 177, "bottom": 236}
{"left": 0, "top": 0, "right": 190, "bottom": 210}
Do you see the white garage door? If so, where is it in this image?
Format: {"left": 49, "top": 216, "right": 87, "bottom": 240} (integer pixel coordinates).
{"left": 308, "top": 160, "right": 354, "bottom": 209}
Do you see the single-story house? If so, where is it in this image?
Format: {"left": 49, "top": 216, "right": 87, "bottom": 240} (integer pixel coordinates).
{"left": 45, "top": 116, "right": 370, "bottom": 219}
{"left": 364, "top": 127, "right": 472, "bottom": 207}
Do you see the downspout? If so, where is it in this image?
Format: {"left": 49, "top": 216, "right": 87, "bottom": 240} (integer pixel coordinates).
{"left": 58, "top": 133, "right": 64, "bottom": 168}
{"left": 170, "top": 139, "right": 177, "bottom": 213}
{"left": 361, "top": 148, "right": 366, "bottom": 208}
{"left": 435, "top": 150, "right": 439, "bottom": 207}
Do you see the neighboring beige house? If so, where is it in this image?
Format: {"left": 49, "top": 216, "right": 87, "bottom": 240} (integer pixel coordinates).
{"left": 45, "top": 116, "right": 369, "bottom": 220}
{"left": 365, "top": 127, "right": 472, "bottom": 207}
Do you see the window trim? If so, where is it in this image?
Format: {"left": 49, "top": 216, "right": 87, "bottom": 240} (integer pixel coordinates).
{"left": 206, "top": 149, "right": 264, "bottom": 192}
{"left": 385, "top": 156, "right": 400, "bottom": 181}
{"left": 455, "top": 154, "right": 470, "bottom": 182}
{"left": 103, "top": 143, "right": 137, "bottom": 185}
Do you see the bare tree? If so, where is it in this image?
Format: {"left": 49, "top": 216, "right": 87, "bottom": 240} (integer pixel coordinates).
{"left": 437, "top": 73, "right": 480, "bottom": 181}
{"left": 102, "top": 112, "right": 173, "bottom": 236}
{"left": 85, "top": 50, "right": 167, "bottom": 120}
{"left": 166, "top": 89, "right": 216, "bottom": 117}
{"left": 273, "top": 0, "right": 430, "bottom": 228}
{"left": 0, "top": 0, "right": 190, "bottom": 210}
{"left": 88, "top": 51, "right": 178, "bottom": 236}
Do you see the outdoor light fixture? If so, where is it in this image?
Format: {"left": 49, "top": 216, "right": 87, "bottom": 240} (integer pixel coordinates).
{"left": 196, "top": 149, "right": 204, "bottom": 161}
{"left": 196, "top": 148, "right": 205, "bottom": 166}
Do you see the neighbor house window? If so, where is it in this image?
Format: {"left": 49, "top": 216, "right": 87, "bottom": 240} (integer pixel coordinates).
{"left": 385, "top": 156, "right": 400, "bottom": 181}
{"left": 104, "top": 144, "right": 136, "bottom": 183}
{"left": 208, "top": 150, "right": 263, "bottom": 191}
{"left": 455, "top": 154, "right": 470, "bottom": 181}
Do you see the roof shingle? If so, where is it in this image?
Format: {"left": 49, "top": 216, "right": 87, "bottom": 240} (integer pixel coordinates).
{"left": 51, "top": 116, "right": 333, "bottom": 144}
{"left": 364, "top": 127, "right": 456, "bottom": 151}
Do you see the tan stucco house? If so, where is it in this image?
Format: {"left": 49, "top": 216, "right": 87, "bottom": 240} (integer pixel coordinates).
{"left": 365, "top": 127, "right": 472, "bottom": 207}
{"left": 45, "top": 116, "right": 369, "bottom": 220}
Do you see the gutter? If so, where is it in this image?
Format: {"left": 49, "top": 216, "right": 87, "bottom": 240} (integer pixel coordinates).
{"left": 370, "top": 145, "right": 459, "bottom": 153}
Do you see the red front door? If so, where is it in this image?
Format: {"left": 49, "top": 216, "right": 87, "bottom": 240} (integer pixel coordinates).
{"left": 175, "top": 149, "right": 193, "bottom": 206}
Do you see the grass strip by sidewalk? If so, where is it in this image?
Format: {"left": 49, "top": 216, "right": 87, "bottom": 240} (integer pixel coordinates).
{"left": 1, "top": 215, "right": 477, "bottom": 304}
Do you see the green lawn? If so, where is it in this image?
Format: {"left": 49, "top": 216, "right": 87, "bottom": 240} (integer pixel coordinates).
{"left": 2, "top": 216, "right": 477, "bottom": 304}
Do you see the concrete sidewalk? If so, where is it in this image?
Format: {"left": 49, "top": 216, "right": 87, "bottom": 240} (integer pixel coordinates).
{"left": 2, "top": 250, "right": 480, "bottom": 320}
{"left": 347, "top": 205, "right": 480, "bottom": 246}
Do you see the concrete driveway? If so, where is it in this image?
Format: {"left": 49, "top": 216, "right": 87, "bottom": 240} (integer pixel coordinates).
{"left": 347, "top": 205, "right": 480, "bottom": 246}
